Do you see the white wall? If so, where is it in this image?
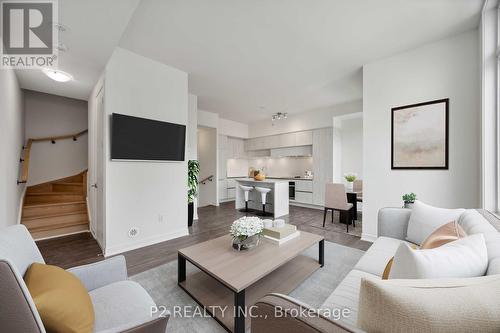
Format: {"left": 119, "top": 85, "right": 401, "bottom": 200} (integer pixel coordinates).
{"left": 219, "top": 118, "right": 249, "bottom": 138}
{"left": 197, "top": 127, "right": 217, "bottom": 207}
{"left": 0, "top": 67, "right": 24, "bottom": 228}
{"left": 198, "top": 109, "right": 219, "bottom": 128}
{"left": 480, "top": 0, "right": 499, "bottom": 212}
{"left": 338, "top": 116, "right": 363, "bottom": 180}
{"left": 103, "top": 48, "right": 189, "bottom": 255}
{"left": 187, "top": 94, "right": 198, "bottom": 161}
{"left": 187, "top": 94, "right": 199, "bottom": 219}
{"left": 248, "top": 100, "right": 361, "bottom": 138}
{"left": 24, "top": 90, "right": 88, "bottom": 185}
{"left": 363, "top": 30, "right": 480, "bottom": 241}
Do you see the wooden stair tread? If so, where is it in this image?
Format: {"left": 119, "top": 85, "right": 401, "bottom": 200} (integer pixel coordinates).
{"left": 27, "top": 220, "right": 89, "bottom": 233}
{"left": 22, "top": 211, "right": 87, "bottom": 221}
{"left": 26, "top": 191, "right": 83, "bottom": 195}
{"left": 24, "top": 200, "right": 86, "bottom": 208}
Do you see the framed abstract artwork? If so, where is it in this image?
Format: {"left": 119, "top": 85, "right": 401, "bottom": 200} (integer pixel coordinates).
{"left": 391, "top": 98, "right": 449, "bottom": 169}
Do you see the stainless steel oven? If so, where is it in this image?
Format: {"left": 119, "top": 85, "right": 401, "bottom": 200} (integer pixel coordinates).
{"left": 289, "top": 181, "right": 295, "bottom": 200}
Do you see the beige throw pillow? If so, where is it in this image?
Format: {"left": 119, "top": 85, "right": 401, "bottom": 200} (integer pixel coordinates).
{"left": 421, "top": 220, "right": 467, "bottom": 249}
{"left": 406, "top": 200, "right": 465, "bottom": 245}
{"left": 358, "top": 275, "right": 500, "bottom": 333}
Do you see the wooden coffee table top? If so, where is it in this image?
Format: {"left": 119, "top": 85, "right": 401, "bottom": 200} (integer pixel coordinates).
{"left": 178, "top": 231, "right": 323, "bottom": 292}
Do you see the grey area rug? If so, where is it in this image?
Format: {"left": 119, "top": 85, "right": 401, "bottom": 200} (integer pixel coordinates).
{"left": 131, "top": 241, "right": 364, "bottom": 333}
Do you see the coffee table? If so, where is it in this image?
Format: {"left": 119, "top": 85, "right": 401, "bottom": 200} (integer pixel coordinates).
{"left": 178, "top": 231, "right": 324, "bottom": 333}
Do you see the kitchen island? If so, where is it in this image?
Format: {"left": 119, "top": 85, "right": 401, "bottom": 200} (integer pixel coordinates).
{"left": 234, "top": 178, "right": 289, "bottom": 217}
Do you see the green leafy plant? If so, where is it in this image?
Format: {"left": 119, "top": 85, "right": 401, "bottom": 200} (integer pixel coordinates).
{"left": 344, "top": 172, "right": 357, "bottom": 182}
{"left": 402, "top": 192, "right": 417, "bottom": 203}
{"left": 188, "top": 160, "right": 200, "bottom": 203}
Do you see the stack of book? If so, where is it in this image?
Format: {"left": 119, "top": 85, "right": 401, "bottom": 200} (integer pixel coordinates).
{"left": 263, "top": 224, "right": 300, "bottom": 245}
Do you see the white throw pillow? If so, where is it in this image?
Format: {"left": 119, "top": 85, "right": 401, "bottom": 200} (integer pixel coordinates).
{"left": 390, "top": 234, "right": 488, "bottom": 279}
{"left": 406, "top": 200, "right": 465, "bottom": 245}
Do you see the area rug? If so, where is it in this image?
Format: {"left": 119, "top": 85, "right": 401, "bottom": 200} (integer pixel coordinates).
{"left": 131, "top": 241, "right": 365, "bottom": 333}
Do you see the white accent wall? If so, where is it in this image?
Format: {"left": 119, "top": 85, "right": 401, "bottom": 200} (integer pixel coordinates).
{"left": 103, "top": 48, "right": 189, "bottom": 256}
{"left": 24, "top": 90, "right": 88, "bottom": 185}
{"left": 363, "top": 30, "right": 480, "bottom": 241}
{"left": 0, "top": 66, "right": 24, "bottom": 228}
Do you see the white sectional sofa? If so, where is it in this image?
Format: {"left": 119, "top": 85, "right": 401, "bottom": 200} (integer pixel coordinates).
{"left": 252, "top": 208, "right": 500, "bottom": 333}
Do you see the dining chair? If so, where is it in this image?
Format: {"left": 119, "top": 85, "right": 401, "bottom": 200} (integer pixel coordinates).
{"left": 353, "top": 179, "right": 363, "bottom": 202}
{"left": 324, "top": 183, "right": 355, "bottom": 232}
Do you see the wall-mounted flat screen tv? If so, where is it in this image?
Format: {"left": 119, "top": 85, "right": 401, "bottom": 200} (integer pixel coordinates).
{"left": 111, "top": 113, "right": 186, "bottom": 161}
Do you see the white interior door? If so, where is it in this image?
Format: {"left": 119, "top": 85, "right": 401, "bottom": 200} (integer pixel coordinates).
{"left": 95, "top": 88, "right": 105, "bottom": 248}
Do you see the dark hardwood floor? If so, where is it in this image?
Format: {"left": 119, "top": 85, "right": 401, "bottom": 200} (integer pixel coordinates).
{"left": 37, "top": 202, "right": 371, "bottom": 275}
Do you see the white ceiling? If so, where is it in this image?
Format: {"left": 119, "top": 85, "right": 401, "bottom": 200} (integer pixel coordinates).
{"left": 16, "top": 0, "right": 482, "bottom": 123}
{"left": 15, "top": 0, "right": 140, "bottom": 100}
{"left": 119, "top": 0, "right": 482, "bottom": 123}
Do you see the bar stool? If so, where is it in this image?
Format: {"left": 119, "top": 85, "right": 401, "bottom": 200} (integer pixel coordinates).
{"left": 255, "top": 187, "right": 273, "bottom": 217}
{"left": 239, "top": 185, "right": 254, "bottom": 212}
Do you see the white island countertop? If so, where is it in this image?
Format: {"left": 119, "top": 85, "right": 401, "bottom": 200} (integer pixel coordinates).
{"left": 234, "top": 178, "right": 289, "bottom": 217}
{"left": 234, "top": 178, "right": 290, "bottom": 184}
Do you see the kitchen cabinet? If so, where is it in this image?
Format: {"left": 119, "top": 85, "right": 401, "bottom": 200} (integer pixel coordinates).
{"left": 295, "top": 180, "right": 313, "bottom": 192}
{"left": 244, "top": 130, "right": 314, "bottom": 151}
{"left": 295, "top": 131, "right": 313, "bottom": 146}
{"left": 278, "top": 133, "right": 296, "bottom": 148}
{"left": 270, "top": 146, "right": 312, "bottom": 158}
{"left": 218, "top": 135, "right": 227, "bottom": 180}
{"left": 295, "top": 191, "right": 313, "bottom": 204}
{"left": 218, "top": 180, "right": 228, "bottom": 200}
{"left": 227, "top": 188, "right": 236, "bottom": 199}
{"left": 312, "top": 128, "right": 333, "bottom": 205}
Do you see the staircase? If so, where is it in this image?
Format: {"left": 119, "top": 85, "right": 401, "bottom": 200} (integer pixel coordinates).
{"left": 22, "top": 171, "right": 89, "bottom": 240}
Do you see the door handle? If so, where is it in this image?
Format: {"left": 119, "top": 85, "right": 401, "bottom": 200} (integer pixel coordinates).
{"left": 91, "top": 184, "right": 98, "bottom": 188}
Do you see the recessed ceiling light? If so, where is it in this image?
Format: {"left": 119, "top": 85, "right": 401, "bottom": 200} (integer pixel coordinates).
{"left": 42, "top": 68, "right": 73, "bottom": 82}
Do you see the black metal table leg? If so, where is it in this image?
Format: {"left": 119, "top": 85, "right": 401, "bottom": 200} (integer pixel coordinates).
{"left": 178, "top": 253, "right": 186, "bottom": 284}
{"left": 319, "top": 239, "right": 324, "bottom": 267}
{"left": 234, "top": 289, "right": 245, "bottom": 333}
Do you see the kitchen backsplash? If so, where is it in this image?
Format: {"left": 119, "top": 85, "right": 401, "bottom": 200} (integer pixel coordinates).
{"left": 226, "top": 157, "right": 313, "bottom": 178}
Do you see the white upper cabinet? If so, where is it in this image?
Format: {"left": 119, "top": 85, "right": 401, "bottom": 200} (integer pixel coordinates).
{"left": 295, "top": 131, "right": 313, "bottom": 146}
{"left": 270, "top": 146, "right": 312, "bottom": 158}
{"left": 244, "top": 130, "right": 313, "bottom": 151}
{"left": 278, "top": 133, "right": 296, "bottom": 148}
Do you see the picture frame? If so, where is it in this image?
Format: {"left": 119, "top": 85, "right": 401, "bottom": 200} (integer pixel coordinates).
{"left": 391, "top": 98, "right": 449, "bottom": 170}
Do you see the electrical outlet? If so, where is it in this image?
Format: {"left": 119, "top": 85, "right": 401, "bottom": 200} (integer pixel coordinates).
{"left": 158, "top": 214, "right": 164, "bottom": 223}
{"left": 128, "top": 227, "right": 139, "bottom": 238}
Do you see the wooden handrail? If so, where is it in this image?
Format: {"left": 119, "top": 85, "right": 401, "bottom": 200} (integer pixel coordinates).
{"left": 17, "top": 129, "right": 88, "bottom": 184}
{"left": 31, "top": 129, "right": 88, "bottom": 143}
{"left": 199, "top": 175, "right": 214, "bottom": 185}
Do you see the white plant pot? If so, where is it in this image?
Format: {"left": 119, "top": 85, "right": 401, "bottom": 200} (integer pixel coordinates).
{"left": 346, "top": 182, "right": 353, "bottom": 192}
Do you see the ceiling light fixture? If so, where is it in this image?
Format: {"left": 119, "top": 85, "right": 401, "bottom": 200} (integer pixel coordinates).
{"left": 42, "top": 68, "right": 73, "bottom": 82}
{"left": 271, "top": 112, "right": 288, "bottom": 122}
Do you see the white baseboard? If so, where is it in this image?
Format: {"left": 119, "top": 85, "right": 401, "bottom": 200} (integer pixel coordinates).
{"left": 290, "top": 201, "right": 323, "bottom": 210}
{"left": 104, "top": 228, "right": 189, "bottom": 257}
{"left": 361, "top": 233, "right": 377, "bottom": 243}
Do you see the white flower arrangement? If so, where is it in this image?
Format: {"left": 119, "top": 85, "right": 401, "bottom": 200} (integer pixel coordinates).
{"left": 230, "top": 216, "right": 264, "bottom": 240}
{"left": 344, "top": 172, "right": 357, "bottom": 182}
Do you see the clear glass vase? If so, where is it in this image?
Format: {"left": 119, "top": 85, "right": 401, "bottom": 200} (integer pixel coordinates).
{"left": 232, "top": 235, "right": 260, "bottom": 251}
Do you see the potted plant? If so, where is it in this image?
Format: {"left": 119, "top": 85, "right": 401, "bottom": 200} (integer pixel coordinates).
{"left": 230, "top": 216, "right": 264, "bottom": 251}
{"left": 402, "top": 193, "right": 417, "bottom": 209}
{"left": 188, "top": 160, "right": 200, "bottom": 227}
{"left": 344, "top": 172, "right": 357, "bottom": 191}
